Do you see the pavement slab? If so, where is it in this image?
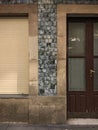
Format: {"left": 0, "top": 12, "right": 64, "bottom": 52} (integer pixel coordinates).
{"left": 7, "top": 125, "right": 49, "bottom": 130}
{"left": 0, "top": 124, "right": 8, "bottom": 130}
{"left": 1, "top": 124, "right": 98, "bottom": 130}
{"left": 69, "top": 126, "right": 98, "bottom": 130}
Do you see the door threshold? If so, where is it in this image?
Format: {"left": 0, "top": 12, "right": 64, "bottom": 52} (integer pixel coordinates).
{"left": 67, "top": 118, "right": 98, "bottom": 125}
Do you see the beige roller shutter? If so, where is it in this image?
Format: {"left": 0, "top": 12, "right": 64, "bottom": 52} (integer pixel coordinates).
{"left": 0, "top": 17, "right": 29, "bottom": 94}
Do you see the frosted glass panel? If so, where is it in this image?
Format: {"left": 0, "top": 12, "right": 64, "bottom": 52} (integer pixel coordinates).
{"left": 94, "top": 23, "right": 98, "bottom": 56}
{"left": 68, "top": 23, "right": 85, "bottom": 56}
{"left": 94, "top": 59, "right": 98, "bottom": 90}
{"left": 68, "top": 58, "right": 85, "bottom": 91}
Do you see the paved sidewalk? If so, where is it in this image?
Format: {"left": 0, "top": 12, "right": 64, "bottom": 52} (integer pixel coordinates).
{"left": 0, "top": 124, "right": 98, "bottom": 130}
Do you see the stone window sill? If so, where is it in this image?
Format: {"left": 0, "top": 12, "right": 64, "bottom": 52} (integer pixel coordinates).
{"left": 0, "top": 94, "right": 29, "bottom": 99}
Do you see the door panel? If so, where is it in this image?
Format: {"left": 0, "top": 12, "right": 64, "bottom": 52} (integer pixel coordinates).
{"left": 68, "top": 23, "right": 85, "bottom": 56}
{"left": 94, "top": 23, "right": 98, "bottom": 56}
{"left": 68, "top": 93, "right": 87, "bottom": 112}
{"left": 68, "top": 92, "right": 87, "bottom": 118}
{"left": 92, "top": 22, "right": 98, "bottom": 117}
{"left": 94, "top": 59, "right": 98, "bottom": 90}
{"left": 68, "top": 58, "right": 85, "bottom": 91}
{"left": 94, "top": 95, "right": 98, "bottom": 112}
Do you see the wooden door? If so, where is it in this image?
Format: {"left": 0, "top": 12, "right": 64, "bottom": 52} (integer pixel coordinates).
{"left": 67, "top": 17, "right": 98, "bottom": 118}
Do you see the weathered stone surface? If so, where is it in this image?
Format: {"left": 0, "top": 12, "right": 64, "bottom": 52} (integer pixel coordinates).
{"left": 53, "top": 105, "right": 66, "bottom": 124}
{"left": 29, "top": 105, "right": 39, "bottom": 124}
{"left": 29, "top": 97, "right": 66, "bottom": 124}
{"left": 57, "top": 37, "right": 66, "bottom": 59}
{"left": 0, "top": 0, "right": 98, "bottom": 125}
{"left": 29, "top": 81, "right": 38, "bottom": 95}
{"left": 29, "top": 13, "right": 38, "bottom": 37}
{"left": 31, "top": 96, "right": 66, "bottom": 105}
{"left": 0, "top": 0, "right": 34, "bottom": 4}
{"left": 0, "top": 99, "right": 29, "bottom": 122}
{"left": 0, "top": 0, "right": 98, "bottom": 4}
{"left": 57, "top": 60, "right": 66, "bottom": 96}
{"left": 38, "top": 4, "right": 57, "bottom": 95}
{"left": 29, "top": 61, "right": 38, "bottom": 81}
{"left": 1, "top": 1, "right": 98, "bottom": 97}
{"left": 39, "top": 105, "right": 55, "bottom": 124}
{"left": 0, "top": 124, "right": 8, "bottom": 130}
{"left": 29, "top": 37, "right": 38, "bottom": 60}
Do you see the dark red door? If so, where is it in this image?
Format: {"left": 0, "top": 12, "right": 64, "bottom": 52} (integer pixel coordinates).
{"left": 67, "top": 17, "right": 98, "bottom": 118}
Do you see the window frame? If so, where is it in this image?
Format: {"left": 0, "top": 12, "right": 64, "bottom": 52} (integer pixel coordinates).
{"left": 0, "top": 4, "right": 38, "bottom": 98}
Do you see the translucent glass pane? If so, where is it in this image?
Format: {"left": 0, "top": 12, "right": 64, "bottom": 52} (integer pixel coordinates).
{"left": 68, "top": 23, "right": 85, "bottom": 56}
{"left": 94, "top": 23, "right": 98, "bottom": 56}
{"left": 94, "top": 59, "right": 98, "bottom": 90}
{"left": 68, "top": 58, "right": 85, "bottom": 91}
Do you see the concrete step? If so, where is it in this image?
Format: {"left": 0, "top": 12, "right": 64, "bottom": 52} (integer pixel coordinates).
{"left": 67, "top": 118, "right": 98, "bottom": 125}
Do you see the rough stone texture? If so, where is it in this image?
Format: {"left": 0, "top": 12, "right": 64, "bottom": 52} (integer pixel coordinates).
{"left": 38, "top": 4, "right": 57, "bottom": 95}
{"left": 29, "top": 96, "right": 66, "bottom": 124}
{"left": 0, "top": 1, "right": 98, "bottom": 96}
{"left": 0, "top": 0, "right": 34, "bottom": 4}
{"left": 0, "top": 99, "right": 29, "bottom": 122}
{"left": 5, "top": 124, "right": 98, "bottom": 130}
{"left": 54, "top": 0, "right": 98, "bottom": 4}
{"left": 0, "top": 0, "right": 98, "bottom": 125}
{"left": 0, "top": 0, "right": 98, "bottom": 4}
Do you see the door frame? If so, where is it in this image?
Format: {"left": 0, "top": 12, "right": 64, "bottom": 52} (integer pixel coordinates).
{"left": 67, "top": 17, "right": 98, "bottom": 118}
{"left": 57, "top": 4, "right": 98, "bottom": 119}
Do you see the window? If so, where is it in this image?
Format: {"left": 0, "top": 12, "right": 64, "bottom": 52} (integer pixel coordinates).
{"left": 0, "top": 17, "right": 29, "bottom": 94}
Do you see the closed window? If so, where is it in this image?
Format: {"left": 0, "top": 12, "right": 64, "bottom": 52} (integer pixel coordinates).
{"left": 0, "top": 17, "right": 29, "bottom": 94}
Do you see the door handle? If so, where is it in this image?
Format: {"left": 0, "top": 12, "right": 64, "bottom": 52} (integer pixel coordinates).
{"left": 90, "top": 69, "right": 95, "bottom": 77}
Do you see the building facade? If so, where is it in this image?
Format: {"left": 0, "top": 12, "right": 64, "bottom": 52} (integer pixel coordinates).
{"left": 0, "top": 0, "right": 98, "bottom": 124}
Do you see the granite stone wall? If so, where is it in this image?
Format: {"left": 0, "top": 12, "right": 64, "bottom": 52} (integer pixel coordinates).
{"left": 0, "top": 0, "right": 98, "bottom": 4}
{"left": 38, "top": 4, "right": 57, "bottom": 95}
{"left": 0, "top": 0, "right": 98, "bottom": 96}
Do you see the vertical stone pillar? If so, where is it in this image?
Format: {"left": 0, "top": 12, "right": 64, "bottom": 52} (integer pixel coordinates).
{"left": 38, "top": 0, "right": 57, "bottom": 96}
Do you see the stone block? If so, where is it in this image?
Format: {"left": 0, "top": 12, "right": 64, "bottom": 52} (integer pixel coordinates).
{"left": 39, "top": 105, "right": 55, "bottom": 124}
{"left": 29, "top": 81, "right": 38, "bottom": 95}
{"left": 29, "top": 105, "right": 39, "bottom": 124}
{"left": 57, "top": 60, "right": 66, "bottom": 96}
{"left": 29, "top": 61, "right": 38, "bottom": 81}
{"left": 31, "top": 96, "right": 66, "bottom": 106}
{"left": 53, "top": 105, "right": 66, "bottom": 124}
{"left": 29, "top": 12, "right": 38, "bottom": 37}
{"left": 57, "top": 36, "right": 66, "bottom": 60}
{"left": 29, "top": 96, "right": 66, "bottom": 124}
{"left": 0, "top": 99, "right": 29, "bottom": 122}
{"left": 29, "top": 36, "right": 38, "bottom": 60}
{"left": 57, "top": 11, "right": 66, "bottom": 36}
